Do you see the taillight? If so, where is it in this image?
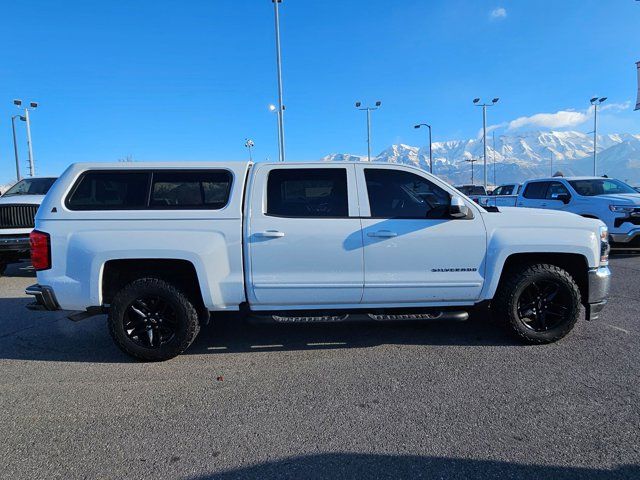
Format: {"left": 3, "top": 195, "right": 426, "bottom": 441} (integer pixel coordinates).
{"left": 30, "top": 230, "right": 51, "bottom": 271}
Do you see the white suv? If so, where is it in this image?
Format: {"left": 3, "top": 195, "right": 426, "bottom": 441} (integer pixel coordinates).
{"left": 0, "top": 177, "right": 57, "bottom": 275}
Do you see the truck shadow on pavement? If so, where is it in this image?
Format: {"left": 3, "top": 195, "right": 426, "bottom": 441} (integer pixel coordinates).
{"left": 187, "top": 453, "right": 639, "bottom": 480}
{"left": 187, "top": 311, "right": 522, "bottom": 357}
{"left": 0, "top": 294, "right": 526, "bottom": 363}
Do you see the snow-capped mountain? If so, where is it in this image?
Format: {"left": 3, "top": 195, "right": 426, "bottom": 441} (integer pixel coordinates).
{"left": 322, "top": 131, "right": 640, "bottom": 186}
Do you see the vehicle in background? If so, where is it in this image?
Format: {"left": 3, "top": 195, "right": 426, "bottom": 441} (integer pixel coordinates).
{"left": 455, "top": 184, "right": 487, "bottom": 196}
{"left": 454, "top": 184, "right": 487, "bottom": 203}
{"left": 26, "top": 162, "right": 610, "bottom": 361}
{"left": 478, "top": 183, "right": 522, "bottom": 207}
{"left": 491, "top": 183, "right": 521, "bottom": 196}
{"left": 0, "top": 177, "right": 57, "bottom": 275}
{"left": 481, "top": 176, "right": 640, "bottom": 251}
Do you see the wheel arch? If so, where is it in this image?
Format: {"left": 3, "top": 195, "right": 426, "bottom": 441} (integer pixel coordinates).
{"left": 102, "top": 259, "right": 208, "bottom": 321}
{"left": 493, "top": 252, "right": 589, "bottom": 306}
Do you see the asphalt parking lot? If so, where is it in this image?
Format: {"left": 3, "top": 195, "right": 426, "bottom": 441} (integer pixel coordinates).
{"left": 1, "top": 256, "right": 639, "bottom": 480}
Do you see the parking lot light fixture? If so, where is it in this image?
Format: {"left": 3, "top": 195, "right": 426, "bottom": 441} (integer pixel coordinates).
{"left": 590, "top": 96, "right": 607, "bottom": 175}
{"left": 13, "top": 99, "right": 38, "bottom": 177}
{"left": 355, "top": 101, "right": 382, "bottom": 162}
{"left": 473, "top": 97, "right": 499, "bottom": 190}
{"left": 414, "top": 123, "right": 433, "bottom": 174}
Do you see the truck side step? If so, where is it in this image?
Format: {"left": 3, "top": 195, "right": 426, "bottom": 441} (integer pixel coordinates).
{"left": 249, "top": 310, "right": 469, "bottom": 324}
{"left": 368, "top": 311, "right": 469, "bottom": 322}
{"left": 251, "top": 314, "right": 349, "bottom": 324}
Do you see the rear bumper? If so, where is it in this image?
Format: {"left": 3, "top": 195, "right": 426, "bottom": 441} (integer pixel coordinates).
{"left": 0, "top": 234, "right": 30, "bottom": 254}
{"left": 25, "top": 284, "right": 60, "bottom": 311}
{"left": 585, "top": 266, "right": 611, "bottom": 320}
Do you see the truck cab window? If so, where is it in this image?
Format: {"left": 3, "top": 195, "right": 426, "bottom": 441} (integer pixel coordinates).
{"left": 364, "top": 169, "right": 450, "bottom": 219}
{"left": 267, "top": 168, "right": 348, "bottom": 217}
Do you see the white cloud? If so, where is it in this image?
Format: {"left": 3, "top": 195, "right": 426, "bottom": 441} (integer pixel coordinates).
{"left": 490, "top": 7, "right": 507, "bottom": 20}
{"left": 508, "top": 110, "right": 589, "bottom": 130}
{"left": 492, "top": 102, "right": 633, "bottom": 132}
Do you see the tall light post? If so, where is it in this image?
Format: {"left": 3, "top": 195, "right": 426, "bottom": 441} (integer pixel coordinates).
{"left": 492, "top": 131, "right": 496, "bottom": 186}
{"left": 590, "top": 96, "right": 607, "bottom": 175}
{"left": 355, "top": 101, "right": 382, "bottom": 162}
{"left": 473, "top": 97, "right": 499, "bottom": 190}
{"left": 272, "top": 0, "right": 286, "bottom": 162}
{"left": 464, "top": 157, "right": 479, "bottom": 184}
{"left": 244, "top": 139, "right": 255, "bottom": 162}
{"left": 13, "top": 99, "right": 38, "bottom": 177}
{"left": 11, "top": 114, "right": 25, "bottom": 181}
{"left": 414, "top": 123, "right": 433, "bottom": 173}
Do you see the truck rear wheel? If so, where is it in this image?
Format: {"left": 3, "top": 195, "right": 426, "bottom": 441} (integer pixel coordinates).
{"left": 108, "top": 277, "right": 201, "bottom": 361}
{"left": 493, "top": 264, "right": 581, "bottom": 344}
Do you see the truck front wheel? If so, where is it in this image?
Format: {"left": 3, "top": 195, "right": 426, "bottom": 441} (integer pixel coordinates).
{"left": 108, "top": 277, "right": 201, "bottom": 361}
{"left": 493, "top": 264, "right": 581, "bottom": 344}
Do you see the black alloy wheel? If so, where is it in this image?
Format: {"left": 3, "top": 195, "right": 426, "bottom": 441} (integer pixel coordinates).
{"left": 108, "top": 277, "right": 201, "bottom": 361}
{"left": 124, "top": 295, "right": 178, "bottom": 348}
{"left": 493, "top": 263, "right": 581, "bottom": 344}
{"left": 516, "top": 280, "right": 571, "bottom": 332}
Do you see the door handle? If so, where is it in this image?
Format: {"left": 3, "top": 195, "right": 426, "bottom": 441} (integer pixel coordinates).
{"left": 368, "top": 230, "right": 398, "bottom": 238}
{"left": 255, "top": 230, "right": 285, "bottom": 238}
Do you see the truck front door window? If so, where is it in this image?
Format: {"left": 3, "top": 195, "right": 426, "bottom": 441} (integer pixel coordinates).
{"left": 364, "top": 169, "right": 450, "bottom": 219}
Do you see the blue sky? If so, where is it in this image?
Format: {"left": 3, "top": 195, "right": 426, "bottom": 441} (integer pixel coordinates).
{"left": 1, "top": 0, "right": 639, "bottom": 183}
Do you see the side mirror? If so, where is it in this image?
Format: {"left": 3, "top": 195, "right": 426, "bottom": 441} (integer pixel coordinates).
{"left": 450, "top": 196, "right": 469, "bottom": 218}
{"left": 552, "top": 193, "right": 571, "bottom": 204}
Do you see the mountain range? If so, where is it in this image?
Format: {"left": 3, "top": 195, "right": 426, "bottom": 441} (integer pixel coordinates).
{"left": 322, "top": 130, "right": 640, "bottom": 187}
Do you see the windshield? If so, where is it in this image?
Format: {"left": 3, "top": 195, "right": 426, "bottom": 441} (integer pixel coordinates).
{"left": 568, "top": 179, "right": 637, "bottom": 196}
{"left": 3, "top": 178, "right": 57, "bottom": 196}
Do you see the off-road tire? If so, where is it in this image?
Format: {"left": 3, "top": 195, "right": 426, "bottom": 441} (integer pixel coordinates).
{"left": 108, "top": 277, "right": 200, "bottom": 361}
{"left": 493, "top": 263, "right": 581, "bottom": 344}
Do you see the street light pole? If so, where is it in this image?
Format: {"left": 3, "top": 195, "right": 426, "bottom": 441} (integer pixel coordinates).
{"left": 13, "top": 99, "right": 38, "bottom": 177}
{"left": 464, "top": 158, "right": 478, "bottom": 184}
{"left": 11, "top": 115, "right": 24, "bottom": 181}
{"left": 590, "top": 96, "right": 607, "bottom": 175}
{"left": 414, "top": 123, "right": 433, "bottom": 173}
{"left": 473, "top": 97, "right": 499, "bottom": 189}
{"left": 24, "top": 109, "right": 35, "bottom": 176}
{"left": 355, "top": 101, "right": 382, "bottom": 162}
{"left": 272, "top": 0, "right": 286, "bottom": 162}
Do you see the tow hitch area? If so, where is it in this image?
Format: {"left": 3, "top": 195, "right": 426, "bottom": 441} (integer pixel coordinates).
{"left": 25, "top": 284, "right": 60, "bottom": 311}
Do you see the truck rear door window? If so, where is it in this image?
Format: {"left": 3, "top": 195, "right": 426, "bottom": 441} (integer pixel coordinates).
{"left": 150, "top": 171, "right": 232, "bottom": 209}
{"left": 523, "top": 182, "right": 550, "bottom": 199}
{"left": 66, "top": 172, "right": 150, "bottom": 210}
{"left": 267, "top": 168, "right": 348, "bottom": 217}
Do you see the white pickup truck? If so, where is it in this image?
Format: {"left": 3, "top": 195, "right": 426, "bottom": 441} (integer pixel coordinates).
{"left": 478, "top": 176, "right": 640, "bottom": 250}
{"left": 27, "top": 162, "right": 611, "bottom": 361}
